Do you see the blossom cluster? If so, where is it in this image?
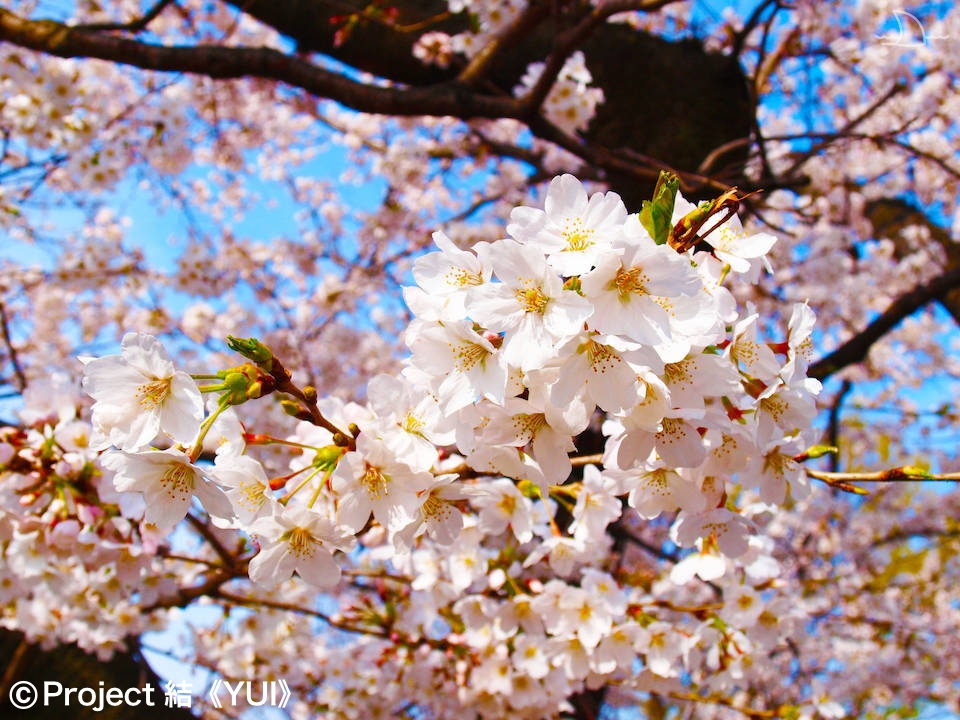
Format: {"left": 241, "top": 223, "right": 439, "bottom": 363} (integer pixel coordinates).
{"left": 512, "top": 51, "right": 605, "bottom": 134}
{"left": 0, "top": 374, "right": 186, "bottom": 658}
{"left": 22, "top": 173, "right": 827, "bottom": 717}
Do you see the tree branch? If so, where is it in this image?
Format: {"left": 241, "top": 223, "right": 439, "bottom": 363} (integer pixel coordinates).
{"left": 0, "top": 8, "right": 522, "bottom": 120}
{"left": 807, "top": 466, "right": 960, "bottom": 495}
{"left": 74, "top": 0, "right": 177, "bottom": 33}
{"left": 0, "top": 301, "right": 26, "bottom": 393}
{"left": 457, "top": 1, "right": 548, "bottom": 86}
{"left": 808, "top": 265, "right": 960, "bottom": 381}
{"left": 826, "top": 379, "right": 851, "bottom": 473}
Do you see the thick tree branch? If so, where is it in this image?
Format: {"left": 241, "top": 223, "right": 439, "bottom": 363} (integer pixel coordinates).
{"left": 0, "top": 8, "right": 522, "bottom": 120}
{"left": 0, "top": 6, "right": 730, "bottom": 199}
{"left": 0, "top": 5, "right": 754, "bottom": 205}
{"left": 826, "top": 379, "right": 852, "bottom": 473}
{"left": 809, "top": 265, "right": 960, "bottom": 381}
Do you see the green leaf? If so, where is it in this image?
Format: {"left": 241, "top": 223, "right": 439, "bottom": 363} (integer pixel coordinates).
{"left": 639, "top": 170, "right": 679, "bottom": 245}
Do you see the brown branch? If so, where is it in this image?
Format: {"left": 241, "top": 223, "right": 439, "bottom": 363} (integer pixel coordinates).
{"left": 213, "top": 587, "right": 461, "bottom": 654}
{"left": 215, "top": 588, "right": 375, "bottom": 631}
{"left": 826, "top": 379, "right": 852, "bottom": 473}
{"left": 730, "top": 0, "right": 783, "bottom": 59}
{"left": 0, "top": 636, "right": 30, "bottom": 703}
{"left": 0, "top": 8, "right": 521, "bottom": 120}
{"left": 698, "top": 136, "right": 753, "bottom": 175}
{"left": 808, "top": 467, "right": 960, "bottom": 483}
{"left": 779, "top": 80, "right": 906, "bottom": 180}
{"left": 145, "top": 568, "right": 235, "bottom": 610}
{"left": 526, "top": 113, "right": 707, "bottom": 191}
{"left": 608, "top": 520, "right": 681, "bottom": 563}
{"left": 457, "top": 2, "right": 549, "bottom": 86}
{"left": 667, "top": 691, "right": 780, "bottom": 720}
{"left": 808, "top": 265, "right": 960, "bottom": 381}
{"left": 185, "top": 512, "right": 244, "bottom": 571}
{"left": 765, "top": 131, "right": 960, "bottom": 182}
{"left": 0, "top": 6, "right": 741, "bottom": 201}
{"left": 807, "top": 465, "right": 960, "bottom": 494}
{"left": 0, "top": 301, "right": 26, "bottom": 393}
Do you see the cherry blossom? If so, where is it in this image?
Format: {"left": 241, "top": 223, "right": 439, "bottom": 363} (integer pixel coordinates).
{"left": 248, "top": 506, "right": 356, "bottom": 589}
{"left": 100, "top": 447, "right": 231, "bottom": 530}
{"left": 81, "top": 332, "right": 203, "bottom": 451}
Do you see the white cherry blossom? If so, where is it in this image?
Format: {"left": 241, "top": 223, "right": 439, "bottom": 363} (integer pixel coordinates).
{"left": 81, "top": 332, "right": 202, "bottom": 451}
{"left": 248, "top": 506, "right": 356, "bottom": 588}
{"left": 100, "top": 447, "right": 231, "bottom": 529}
{"left": 507, "top": 173, "right": 627, "bottom": 276}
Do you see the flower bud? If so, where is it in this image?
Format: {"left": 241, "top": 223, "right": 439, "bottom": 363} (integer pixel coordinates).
{"left": 217, "top": 363, "right": 273, "bottom": 404}
{"left": 226, "top": 335, "right": 275, "bottom": 368}
{"left": 280, "top": 399, "right": 311, "bottom": 420}
{"left": 312, "top": 444, "right": 345, "bottom": 471}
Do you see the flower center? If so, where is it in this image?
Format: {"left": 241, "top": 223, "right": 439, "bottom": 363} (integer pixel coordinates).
{"left": 496, "top": 493, "right": 517, "bottom": 516}
{"left": 515, "top": 285, "right": 549, "bottom": 314}
{"left": 238, "top": 481, "right": 266, "bottom": 513}
{"left": 585, "top": 339, "right": 619, "bottom": 374}
{"left": 287, "top": 526, "right": 315, "bottom": 559}
{"left": 562, "top": 218, "right": 594, "bottom": 252}
{"left": 611, "top": 265, "right": 648, "bottom": 301}
{"left": 663, "top": 360, "right": 693, "bottom": 387}
{"left": 361, "top": 463, "right": 389, "bottom": 499}
{"left": 421, "top": 494, "right": 453, "bottom": 524}
{"left": 445, "top": 267, "right": 483, "bottom": 288}
{"left": 451, "top": 341, "right": 489, "bottom": 372}
{"left": 137, "top": 378, "right": 171, "bottom": 411}
{"left": 511, "top": 412, "right": 547, "bottom": 440}
{"left": 160, "top": 463, "right": 193, "bottom": 502}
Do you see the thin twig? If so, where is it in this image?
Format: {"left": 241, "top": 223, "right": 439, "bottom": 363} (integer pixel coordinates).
{"left": 74, "top": 0, "right": 177, "bottom": 33}
{"left": 0, "top": 301, "right": 26, "bottom": 393}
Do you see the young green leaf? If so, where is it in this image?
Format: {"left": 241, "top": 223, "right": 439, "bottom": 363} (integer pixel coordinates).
{"left": 639, "top": 170, "right": 680, "bottom": 245}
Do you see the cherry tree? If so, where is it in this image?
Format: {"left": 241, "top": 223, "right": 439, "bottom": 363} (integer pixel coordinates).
{"left": 1, "top": 1, "right": 959, "bottom": 718}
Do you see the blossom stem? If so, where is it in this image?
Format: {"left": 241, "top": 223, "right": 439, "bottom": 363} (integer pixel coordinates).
{"left": 278, "top": 465, "right": 324, "bottom": 505}
{"left": 188, "top": 402, "right": 228, "bottom": 462}
{"left": 307, "top": 467, "right": 334, "bottom": 508}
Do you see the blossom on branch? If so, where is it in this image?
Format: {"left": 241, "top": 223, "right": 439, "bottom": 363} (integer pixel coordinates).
{"left": 248, "top": 506, "right": 356, "bottom": 588}
{"left": 100, "top": 447, "right": 231, "bottom": 530}
{"left": 81, "top": 332, "right": 202, "bottom": 451}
